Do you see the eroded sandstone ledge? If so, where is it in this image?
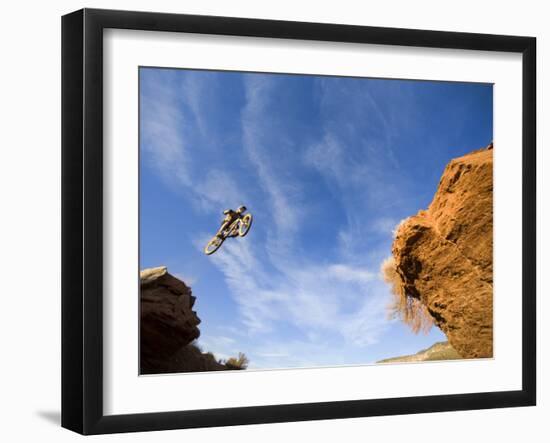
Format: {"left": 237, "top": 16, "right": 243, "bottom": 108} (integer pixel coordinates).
{"left": 391, "top": 144, "right": 493, "bottom": 358}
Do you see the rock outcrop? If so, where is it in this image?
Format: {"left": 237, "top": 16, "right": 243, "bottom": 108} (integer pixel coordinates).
{"left": 377, "top": 341, "right": 462, "bottom": 363}
{"left": 391, "top": 144, "right": 493, "bottom": 358}
{"left": 140, "top": 266, "right": 227, "bottom": 374}
{"left": 140, "top": 266, "right": 201, "bottom": 360}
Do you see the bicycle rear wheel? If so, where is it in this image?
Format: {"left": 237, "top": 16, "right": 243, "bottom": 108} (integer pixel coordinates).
{"left": 204, "top": 236, "right": 224, "bottom": 255}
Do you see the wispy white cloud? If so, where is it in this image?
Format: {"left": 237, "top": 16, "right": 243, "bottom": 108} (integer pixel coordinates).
{"left": 207, "top": 236, "right": 390, "bottom": 347}
{"left": 304, "top": 133, "right": 347, "bottom": 182}
{"left": 302, "top": 78, "right": 413, "bottom": 269}
{"left": 141, "top": 71, "right": 247, "bottom": 214}
{"left": 179, "top": 72, "right": 211, "bottom": 136}
{"left": 195, "top": 168, "right": 249, "bottom": 212}
{"left": 241, "top": 76, "right": 303, "bottom": 237}
{"left": 339, "top": 281, "right": 396, "bottom": 347}
{"left": 141, "top": 76, "right": 193, "bottom": 188}
{"left": 327, "top": 264, "right": 376, "bottom": 284}
{"left": 307, "top": 78, "right": 405, "bottom": 207}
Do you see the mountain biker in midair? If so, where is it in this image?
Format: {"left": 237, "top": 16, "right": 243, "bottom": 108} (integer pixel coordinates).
{"left": 217, "top": 206, "right": 247, "bottom": 238}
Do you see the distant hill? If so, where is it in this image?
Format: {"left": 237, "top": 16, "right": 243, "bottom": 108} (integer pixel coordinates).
{"left": 377, "top": 341, "right": 462, "bottom": 364}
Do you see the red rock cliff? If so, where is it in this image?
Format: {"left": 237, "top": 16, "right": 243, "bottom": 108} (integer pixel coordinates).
{"left": 391, "top": 144, "right": 493, "bottom": 358}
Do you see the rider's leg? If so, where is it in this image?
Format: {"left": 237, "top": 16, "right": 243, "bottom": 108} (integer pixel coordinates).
{"left": 217, "top": 221, "right": 230, "bottom": 238}
{"left": 228, "top": 217, "right": 242, "bottom": 237}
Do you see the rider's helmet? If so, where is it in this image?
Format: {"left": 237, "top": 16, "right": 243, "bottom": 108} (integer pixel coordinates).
{"left": 237, "top": 205, "right": 246, "bottom": 214}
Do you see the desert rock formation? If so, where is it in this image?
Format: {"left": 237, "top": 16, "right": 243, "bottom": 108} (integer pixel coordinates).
{"left": 391, "top": 144, "right": 493, "bottom": 358}
{"left": 140, "top": 266, "right": 227, "bottom": 373}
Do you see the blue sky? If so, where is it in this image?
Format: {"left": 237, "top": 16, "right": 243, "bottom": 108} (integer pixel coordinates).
{"left": 139, "top": 67, "right": 493, "bottom": 369}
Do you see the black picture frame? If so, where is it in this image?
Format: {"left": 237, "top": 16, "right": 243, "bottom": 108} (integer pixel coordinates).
{"left": 62, "top": 8, "right": 536, "bottom": 435}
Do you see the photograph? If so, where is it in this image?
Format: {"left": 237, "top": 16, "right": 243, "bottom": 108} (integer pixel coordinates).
{"left": 138, "top": 67, "right": 494, "bottom": 375}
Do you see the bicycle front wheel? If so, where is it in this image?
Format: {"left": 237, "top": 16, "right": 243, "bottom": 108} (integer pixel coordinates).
{"left": 238, "top": 214, "right": 253, "bottom": 237}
